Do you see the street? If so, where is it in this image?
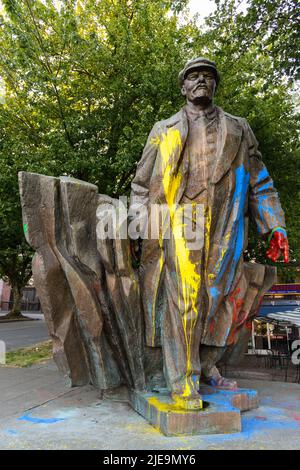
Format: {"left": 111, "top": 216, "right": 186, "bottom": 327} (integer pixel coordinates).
{"left": 0, "top": 314, "right": 50, "bottom": 351}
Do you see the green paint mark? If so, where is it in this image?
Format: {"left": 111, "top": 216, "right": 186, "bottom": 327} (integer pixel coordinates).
{"left": 23, "top": 223, "right": 27, "bottom": 234}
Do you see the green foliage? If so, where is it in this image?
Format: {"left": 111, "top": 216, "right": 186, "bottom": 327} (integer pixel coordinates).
{"left": 0, "top": 0, "right": 193, "bottom": 193}
{"left": 277, "top": 266, "right": 297, "bottom": 283}
{"left": 0, "top": 0, "right": 299, "bottom": 296}
{"left": 0, "top": 152, "right": 33, "bottom": 293}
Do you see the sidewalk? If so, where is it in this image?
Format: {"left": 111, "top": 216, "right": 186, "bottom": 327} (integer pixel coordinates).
{"left": 0, "top": 360, "right": 300, "bottom": 449}
{"left": 0, "top": 312, "right": 44, "bottom": 321}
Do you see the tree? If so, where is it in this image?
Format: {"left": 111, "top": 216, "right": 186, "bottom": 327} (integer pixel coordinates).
{"left": 235, "top": 0, "right": 300, "bottom": 81}
{"left": 0, "top": 166, "right": 33, "bottom": 317}
{"left": 0, "top": 0, "right": 197, "bottom": 316}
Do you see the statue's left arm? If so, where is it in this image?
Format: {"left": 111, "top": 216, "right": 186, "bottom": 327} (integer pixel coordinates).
{"left": 129, "top": 123, "right": 159, "bottom": 260}
{"left": 245, "top": 120, "right": 289, "bottom": 263}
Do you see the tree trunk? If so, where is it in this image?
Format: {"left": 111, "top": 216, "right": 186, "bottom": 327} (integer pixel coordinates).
{"left": 5, "top": 285, "right": 25, "bottom": 319}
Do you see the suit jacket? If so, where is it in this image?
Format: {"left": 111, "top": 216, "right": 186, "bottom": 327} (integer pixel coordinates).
{"left": 130, "top": 106, "right": 285, "bottom": 347}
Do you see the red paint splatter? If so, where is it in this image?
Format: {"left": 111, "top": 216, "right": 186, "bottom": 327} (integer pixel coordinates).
{"left": 291, "top": 414, "right": 300, "bottom": 425}
{"left": 91, "top": 281, "right": 101, "bottom": 296}
{"left": 209, "top": 318, "right": 215, "bottom": 334}
{"left": 237, "top": 309, "right": 248, "bottom": 326}
{"left": 227, "top": 287, "right": 244, "bottom": 344}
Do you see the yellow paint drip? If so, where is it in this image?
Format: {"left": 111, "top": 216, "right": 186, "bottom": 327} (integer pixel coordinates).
{"left": 214, "top": 232, "right": 231, "bottom": 275}
{"left": 214, "top": 247, "right": 226, "bottom": 274}
{"left": 157, "top": 128, "right": 201, "bottom": 399}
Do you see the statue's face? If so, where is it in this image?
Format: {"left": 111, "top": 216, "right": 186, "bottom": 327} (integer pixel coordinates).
{"left": 181, "top": 67, "right": 216, "bottom": 105}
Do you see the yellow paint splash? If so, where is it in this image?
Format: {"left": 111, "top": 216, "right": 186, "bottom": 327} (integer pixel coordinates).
{"left": 124, "top": 423, "right": 160, "bottom": 435}
{"left": 157, "top": 128, "right": 201, "bottom": 402}
{"left": 147, "top": 397, "right": 199, "bottom": 414}
{"left": 214, "top": 231, "right": 231, "bottom": 275}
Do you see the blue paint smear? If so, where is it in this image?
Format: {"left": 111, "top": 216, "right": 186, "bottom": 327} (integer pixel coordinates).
{"left": 214, "top": 165, "right": 249, "bottom": 284}
{"left": 191, "top": 374, "right": 199, "bottom": 389}
{"left": 242, "top": 409, "right": 299, "bottom": 435}
{"left": 208, "top": 286, "right": 221, "bottom": 318}
{"left": 207, "top": 165, "right": 250, "bottom": 324}
{"left": 260, "top": 396, "right": 273, "bottom": 405}
{"left": 201, "top": 394, "right": 237, "bottom": 412}
{"left": 236, "top": 389, "right": 258, "bottom": 398}
{"left": 201, "top": 407, "right": 299, "bottom": 443}
{"left": 256, "top": 167, "right": 270, "bottom": 184}
{"left": 223, "top": 165, "right": 250, "bottom": 293}
{"left": 273, "top": 227, "right": 287, "bottom": 236}
{"left": 257, "top": 195, "right": 278, "bottom": 223}
{"left": 210, "top": 286, "right": 220, "bottom": 299}
{"left": 5, "top": 429, "right": 18, "bottom": 436}
{"left": 257, "top": 181, "right": 274, "bottom": 193}
{"left": 18, "top": 414, "right": 65, "bottom": 424}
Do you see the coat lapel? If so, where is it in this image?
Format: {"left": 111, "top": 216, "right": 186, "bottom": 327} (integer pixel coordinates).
{"left": 211, "top": 108, "right": 243, "bottom": 184}
{"left": 163, "top": 108, "right": 189, "bottom": 203}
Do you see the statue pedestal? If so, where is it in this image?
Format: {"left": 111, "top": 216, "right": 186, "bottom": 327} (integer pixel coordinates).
{"left": 130, "top": 386, "right": 258, "bottom": 436}
{"left": 200, "top": 385, "right": 259, "bottom": 412}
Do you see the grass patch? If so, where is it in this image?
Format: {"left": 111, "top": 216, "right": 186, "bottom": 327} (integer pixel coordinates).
{"left": 2, "top": 340, "right": 53, "bottom": 367}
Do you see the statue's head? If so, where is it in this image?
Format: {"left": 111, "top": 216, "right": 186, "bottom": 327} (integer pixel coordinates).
{"left": 178, "top": 57, "right": 220, "bottom": 106}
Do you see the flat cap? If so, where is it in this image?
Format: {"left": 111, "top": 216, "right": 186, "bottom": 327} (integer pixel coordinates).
{"left": 178, "top": 57, "right": 220, "bottom": 86}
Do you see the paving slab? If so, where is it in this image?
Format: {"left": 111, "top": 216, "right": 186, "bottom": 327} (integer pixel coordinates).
{"left": 0, "top": 361, "right": 300, "bottom": 449}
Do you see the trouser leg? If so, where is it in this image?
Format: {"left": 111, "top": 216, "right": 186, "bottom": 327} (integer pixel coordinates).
{"left": 200, "top": 344, "right": 226, "bottom": 379}
{"left": 162, "top": 268, "right": 202, "bottom": 398}
{"left": 200, "top": 344, "right": 238, "bottom": 389}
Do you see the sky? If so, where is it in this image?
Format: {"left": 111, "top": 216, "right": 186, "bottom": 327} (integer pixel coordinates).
{"left": 188, "top": 0, "right": 249, "bottom": 22}
{"left": 188, "top": 0, "right": 217, "bottom": 19}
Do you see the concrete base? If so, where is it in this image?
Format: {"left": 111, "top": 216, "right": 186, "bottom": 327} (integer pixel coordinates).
{"left": 130, "top": 387, "right": 258, "bottom": 437}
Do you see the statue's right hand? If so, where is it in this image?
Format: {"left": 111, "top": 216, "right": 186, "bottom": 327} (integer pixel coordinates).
{"left": 266, "top": 230, "right": 289, "bottom": 264}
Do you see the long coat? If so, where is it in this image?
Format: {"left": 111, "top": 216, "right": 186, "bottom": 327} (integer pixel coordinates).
{"left": 130, "top": 106, "right": 285, "bottom": 348}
